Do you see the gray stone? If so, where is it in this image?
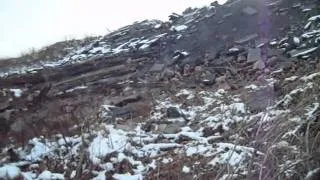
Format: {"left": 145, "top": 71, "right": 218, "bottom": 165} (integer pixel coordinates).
{"left": 0, "top": 101, "right": 10, "bottom": 111}
{"left": 292, "top": 3, "right": 301, "bottom": 8}
{"left": 10, "top": 119, "right": 27, "bottom": 133}
{"left": 149, "top": 63, "right": 165, "bottom": 72}
{"left": 216, "top": 75, "right": 226, "bottom": 84}
{"left": 163, "top": 124, "right": 181, "bottom": 134}
{"left": 115, "top": 122, "right": 136, "bottom": 131}
{"left": 161, "top": 68, "right": 175, "bottom": 80}
{"left": 110, "top": 94, "right": 142, "bottom": 107}
{"left": 237, "top": 55, "right": 247, "bottom": 62}
{"left": 266, "top": 56, "right": 278, "bottom": 67}
{"left": 235, "top": 34, "right": 259, "bottom": 44}
{"left": 157, "top": 124, "right": 167, "bottom": 132}
{"left": 223, "top": 13, "right": 233, "bottom": 19}
{"left": 246, "top": 86, "right": 276, "bottom": 112}
{"left": 0, "top": 110, "right": 13, "bottom": 121}
{"left": 167, "top": 107, "right": 181, "bottom": 118}
{"left": 253, "top": 60, "right": 266, "bottom": 70}
{"left": 242, "top": 7, "right": 258, "bottom": 16}
{"left": 202, "top": 72, "right": 216, "bottom": 86}
{"left": 110, "top": 106, "right": 135, "bottom": 118}
{"left": 247, "top": 48, "right": 262, "bottom": 63}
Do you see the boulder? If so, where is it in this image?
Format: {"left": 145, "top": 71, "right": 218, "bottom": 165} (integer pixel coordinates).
{"left": 266, "top": 56, "right": 278, "bottom": 67}
{"left": 253, "top": 59, "right": 266, "bottom": 70}
{"left": 216, "top": 75, "right": 226, "bottom": 84}
{"left": 167, "top": 107, "right": 181, "bottom": 118}
{"left": 237, "top": 55, "right": 247, "bottom": 62}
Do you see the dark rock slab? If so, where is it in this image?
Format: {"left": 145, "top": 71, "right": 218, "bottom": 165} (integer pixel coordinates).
{"left": 167, "top": 106, "right": 182, "bottom": 118}
{"left": 247, "top": 48, "right": 262, "bottom": 63}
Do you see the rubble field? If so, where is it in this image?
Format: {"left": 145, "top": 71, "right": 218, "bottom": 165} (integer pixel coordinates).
{"left": 1, "top": 0, "right": 320, "bottom": 179}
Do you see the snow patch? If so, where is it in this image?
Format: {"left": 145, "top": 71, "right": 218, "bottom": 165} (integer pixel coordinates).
{"left": 37, "top": 170, "right": 64, "bottom": 180}
{"left": 171, "top": 25, "right": 188, "bottom": 32}
{"left": 300, "top": 72, "right": 320, "bottom": 81}
{"left": 89, "top": 130, "right": 128, "bottom": 164}
{"left": 308, "top": 15, "right": 320, "bottom": 21}
{"left": 10, "top": 89, "right": 23, "bottom": 98}
{"left": 25, "top": 138, "right": 52, "bottom": 162}
{"left": 113, "top": 174, "right": 143, "bottom": 180}
{"left": 284, "top": 76, "right": 298, "bottom": 82}
{"left": 182, "top": 166, "right": 191, "bottom": 173}
{"left": 0, "top": 165, "right": 21, "bottom": 179}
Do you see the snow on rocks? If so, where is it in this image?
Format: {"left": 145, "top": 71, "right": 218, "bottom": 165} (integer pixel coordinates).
{"left": 2, "top": 1, "right": 320, "bottom": 179}
{"left": 154, "top": 24, "right": 162, "bottom": 29}
{"left": 306, "top": 168, "right": 320, "bottom": 180}
{"left": 24, "top": 138, "right": 53, "bottom": 162}
{"left": 305, "top": 103, "right": 319, "bottom": 120}
{"left": 139, "top": 143, "right": 182, "bottom": 157}
{"left": 113, "top": 174, "right": 143, "bottom": 180}
{"left": 301, "top": 30, "right": 320, "bottom": 39}
{"left": 308, "top": 14, "right": 320, "bottom": 21}
{"left": 278, "top": 82, "right": 314, "bottom": 106}
{"left": 170, "top": 25, "right": 188, "bottom": 32}
{"left": 182, "top": 166, "right": 191, "bottom": 173}
{"left": 89, "top": 127, "right": 128, "bottom": 164}
{"left": 284, "top": 76, "right": 299, "bottom": 82}
{"left": 290, "top": 47, "right": 318, "bottom": 57}
{"left": 9, "top": 89, "right": 23, "bottom": 98}
{"left": 245, "top": 84, "right": 260, "bottom": 91}
{"left": 65, "top": 85, "right": 88, "bottom": 93}
{"left": 304, "top": 21, "right": 312, "bottom": 30}
{"left": 37, "top": 170, "right": 64, "bottom": 180}
{"left": 89, "top": 46, "right": 111, "bottom": 54}
{"left": 0, "top": 165, "right": 21, "bottom": 179}
{"left": 176, "top": 89, "right": 195, "bottom": 99}
{"left": 293, "top": 37, "right": 300, "bottom": 45}
{"left": 1, "top": 71, "right": 319, "bottom": 179}
{"left": 208, "top": 149, "right": 248, "bottom": 166}
{"left": 300, "top": 72, "right": 320, "bottom": 81}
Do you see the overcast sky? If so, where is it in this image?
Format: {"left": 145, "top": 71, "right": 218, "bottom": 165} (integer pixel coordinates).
{"left": 0, "top": 0, "right": 227, "bottom": 58}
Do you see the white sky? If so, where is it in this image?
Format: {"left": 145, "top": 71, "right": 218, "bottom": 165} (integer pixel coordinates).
{"left": 0, "top": 0, "right": 227, "bottom": 58}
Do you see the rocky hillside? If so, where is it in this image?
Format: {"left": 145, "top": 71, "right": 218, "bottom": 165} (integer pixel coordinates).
{"left": 1, "top": 0, "right": 320, "bottom": 179}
